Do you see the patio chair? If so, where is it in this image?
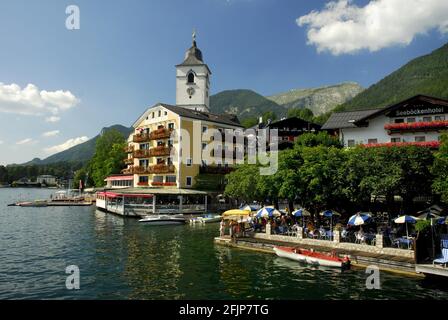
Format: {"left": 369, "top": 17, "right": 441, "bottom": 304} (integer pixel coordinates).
{"left": 433, "top": 248, "right": 448, "bottom": 267}
{"left": 319, "top": 229, "right": 327, "bottom": 240}
{"left": 388, "top": 234, "right": 400, "bottom": 248}
{"left": 355, "top": 232, "right": 365, "bottom": 244}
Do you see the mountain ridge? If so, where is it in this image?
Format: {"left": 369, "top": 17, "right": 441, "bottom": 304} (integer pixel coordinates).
{"left": 339, "top": 43, "right": 448, "bottom": 111}
{"left": 266, "top": 82, "right": 364, "bottom": 115}
{"left": 23, "top": 125, "right": 132, "bottom": 166}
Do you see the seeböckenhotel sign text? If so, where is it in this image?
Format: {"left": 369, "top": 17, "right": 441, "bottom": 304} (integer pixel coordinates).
{"left": 391, "top": 105, "right": 447, "bottom": 117}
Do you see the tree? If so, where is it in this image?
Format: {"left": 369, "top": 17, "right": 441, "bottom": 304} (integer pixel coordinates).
{"left": 297, "top": 146, "right": 347, "bottom": 214}
{"left": 0, "top": 166, "right": 9, "bottom": 184}
{"left": 294, "top": 131, "right": 342, "bottom": 148}
{"left": 241, "top": 117, "right": 259, "bottom": 128}
{"left": 262, "top": 111, "right": 277, "bottom": 123}
{"left": 287, "top": 107, "right": 314, "bottom": 122}
{"left": 432, "top": 134, "right": 448, "bottom": 204}
{"left": 89, "top": 129, "right": 126, "bottom": 187}
{"left": 224, "top": 164, "right": 262, "bottom": 203}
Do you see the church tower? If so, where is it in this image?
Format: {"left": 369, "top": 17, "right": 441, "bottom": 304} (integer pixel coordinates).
{"left": 175, "top": 31, "right": 211, "bottom": 113}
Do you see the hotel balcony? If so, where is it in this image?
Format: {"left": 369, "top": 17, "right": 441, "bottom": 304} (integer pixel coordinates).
{"left": 133, "top": 146, "right": 172, "bottom": 158}
{"left": 133, "top": 149, "right": 151, "bottom": 158}
{"left": 123, "top": 157, "right": 134, "bottom": 165}
{"left": 133, "top": 164, "right": 175, "bottom": 174}
{"left": 121, "top": 167, "right": 134, "bottom": 174}
{"left": 149, "top": 146, "right": 172, "bottom": 157}
{"left": 124, "top": 145, "right": 134, "bottom": 153}
{"left": 133, "top": 128, "right": 174, "bottom": 143}
{"left": 385, "top": 120, "right": 448, "bottom": 133}
{"left": 199, "top": 165, "right": 234, "bottom": 175}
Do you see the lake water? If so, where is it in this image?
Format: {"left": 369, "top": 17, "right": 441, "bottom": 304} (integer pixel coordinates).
{"left": 1, "top": 188, "right": 448, "bottom": 300}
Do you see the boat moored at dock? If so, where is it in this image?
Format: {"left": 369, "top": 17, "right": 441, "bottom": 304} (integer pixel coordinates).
{"left": 274, "top": 246, "right": 351, "bottom": 269}
{"left": 139, "top": 215, "right": 187, "bottom": 225}
{"left": 190, "top": 214, "right": 222, "bottom": 224}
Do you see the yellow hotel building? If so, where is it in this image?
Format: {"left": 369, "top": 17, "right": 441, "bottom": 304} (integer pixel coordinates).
{"left": 122, "top": 35, "right": 243, "bottom": 189}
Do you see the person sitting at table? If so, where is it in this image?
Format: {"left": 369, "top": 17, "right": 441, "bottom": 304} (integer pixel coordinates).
{"left": 319, "top": 225, "right": 326, "bottom": 239}
{"left": 341, "top": 228, "right": 349, "bottom": 241}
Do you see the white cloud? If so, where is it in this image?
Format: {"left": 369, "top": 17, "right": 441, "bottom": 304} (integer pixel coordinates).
{"left": 0, "top": 140, "right": 3, "bottom": 145}
{"left": 0, "top": 82, "right": 80, "bottom": 116}
{"left": 44, "top": 136, "right": 89, "bottom": 155}
{"left": 42, "top": 130, "right": 60, "bottom": 137}
{"left": 297, "top": 0, "right": 448, "bottom": 55}
{"left": 45, "top": 116, "right": 61, "bottom": 123}
{"left": 16, "top": 138, "right": 34, "bottom": 145}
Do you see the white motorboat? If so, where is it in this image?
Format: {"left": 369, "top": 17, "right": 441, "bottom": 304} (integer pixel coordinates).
{"left": 138, "top": 215, "right": 186, "bottom": 225}
{"left": 273, "top": 246, "right": 350, "bottom": 269}
{"left": 198, "top": 214, "right": 222, "bottom": 224}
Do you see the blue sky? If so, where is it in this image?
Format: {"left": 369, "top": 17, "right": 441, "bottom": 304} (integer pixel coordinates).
{"left": 0, "top": 0, "right": 447, "bottom": 165}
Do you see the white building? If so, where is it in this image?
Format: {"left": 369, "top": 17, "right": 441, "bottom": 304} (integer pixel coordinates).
{"left": 36, "top": 175, "right": 57, "bottom": 186}
{"left": 322, "top": 95, "right": 448, "bottom": 148}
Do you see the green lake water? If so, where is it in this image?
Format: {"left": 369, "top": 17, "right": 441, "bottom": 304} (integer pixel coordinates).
{"left": 1, "top": 188, "right": 448, "bottom": 300}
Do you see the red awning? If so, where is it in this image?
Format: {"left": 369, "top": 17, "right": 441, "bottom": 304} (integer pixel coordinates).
{"left": 102, "top": 192, "right": 153, "bottom": 199}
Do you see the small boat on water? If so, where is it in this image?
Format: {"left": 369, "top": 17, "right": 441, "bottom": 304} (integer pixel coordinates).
{"left": 190, "top": 214, "right": 222, "bottom": 224}
{"left": 273, "top": 246, "right": 350, "bottom": 269}
{"left": 17, "top": 200, "right": 48, "bottom": 208}
{"left": 199, "top": 214, "right": 222, "bottom": 224}
{"left": 139, "top": 215, "right": 186, "bottom": 226}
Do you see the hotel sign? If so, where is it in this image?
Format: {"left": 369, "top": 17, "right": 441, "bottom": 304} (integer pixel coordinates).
{"left": 390, "top": 104, "right": 447, "bottom": 117}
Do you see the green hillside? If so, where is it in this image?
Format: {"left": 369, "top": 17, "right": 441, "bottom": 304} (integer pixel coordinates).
{"left": 210, "top": 89, "right": 286, "bottom": 120}
{"left": 267, "top": 82, "right": 364, "bottom": 115}
{"left": 25, "top": 125, "right": 132, "bottom": 165}
{"left": 341, "top": 43, "right": 448, "bottom": 110}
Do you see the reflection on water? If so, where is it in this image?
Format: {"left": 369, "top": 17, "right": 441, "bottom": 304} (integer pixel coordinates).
{"left": 1, "top": 188, "right": 448, "bottom": 299}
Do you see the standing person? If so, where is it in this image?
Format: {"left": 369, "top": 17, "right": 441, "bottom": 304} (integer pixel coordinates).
{"left": 219, "top": 220, "right": 225, "bottom": 237}
{"left": 229, "top": 220, "right": 235, "bottom": 240}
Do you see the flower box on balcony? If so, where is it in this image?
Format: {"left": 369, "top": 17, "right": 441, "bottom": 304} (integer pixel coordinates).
{"left": 163, "top": 182, "right": 177, "bottom": 186}
{"left": 149, "top": 146, "right": 171, "bottom": 157}
{"left": 133, "top": 133, "right": 151, "bottom": 143}
{"left": 385, "top": 120, "right": 448, "bottom": 132}
{"left": 133, "top": 149, "right": 150, "bottom": 158}
{"left": 137, "top": 182, "right": 149, "bottom": 186}
{"left": 148, "top": 164, "right": 175, "bottom": 174}
{"left": 361, "top": 141, "right": 441, "bottom": 149}
{"left": 123, "top": 158, "right": 134, "bottom": 165}
{"left": 151, "top": 181, "right": 164, "bottom": 186}
{"left": 124, "top": 146, "right": 134, "bottom": 153}
{"left": 149, "top": 128, "right": 174, "bottom": 140}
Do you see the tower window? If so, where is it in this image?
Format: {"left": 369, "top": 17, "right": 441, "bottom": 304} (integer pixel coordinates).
{"left": 187, "top": 72, "right": 195, "bottom": 84}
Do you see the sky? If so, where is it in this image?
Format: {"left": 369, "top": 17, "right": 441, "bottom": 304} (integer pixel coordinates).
{"left": 1, "top": 0, "right": 448, "bottom": 165}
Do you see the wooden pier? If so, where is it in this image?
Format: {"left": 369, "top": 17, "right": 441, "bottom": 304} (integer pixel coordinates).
{"left": 416, "top": 264, "right": 448, "bottom": 277}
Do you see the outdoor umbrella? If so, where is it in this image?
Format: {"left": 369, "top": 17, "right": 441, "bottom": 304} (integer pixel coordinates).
{"left": 394, "top": 215, "right": 420, "bottom": 249}
{"left": 239, "top": 204, "right": 257, "bottom": 212}
{"left": 437, "top": 217, "right": 448, "bottom": 225}
{"left": 417, "top": 210, "right": 441, "bottom": 221}
{"left": 320, "top": 210, "right": 341, "bottom": 240}
{"left": 347, "top": 212, "right": 372, "bottom": 226}
{"left": 291, "top": 208, "right": 311, "bottom": 226}
{"left": 255, "top": 207, "right": 281, "bottom": 218}
{"left": 222, "top": 209, "right": 251, "bottom": 221}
